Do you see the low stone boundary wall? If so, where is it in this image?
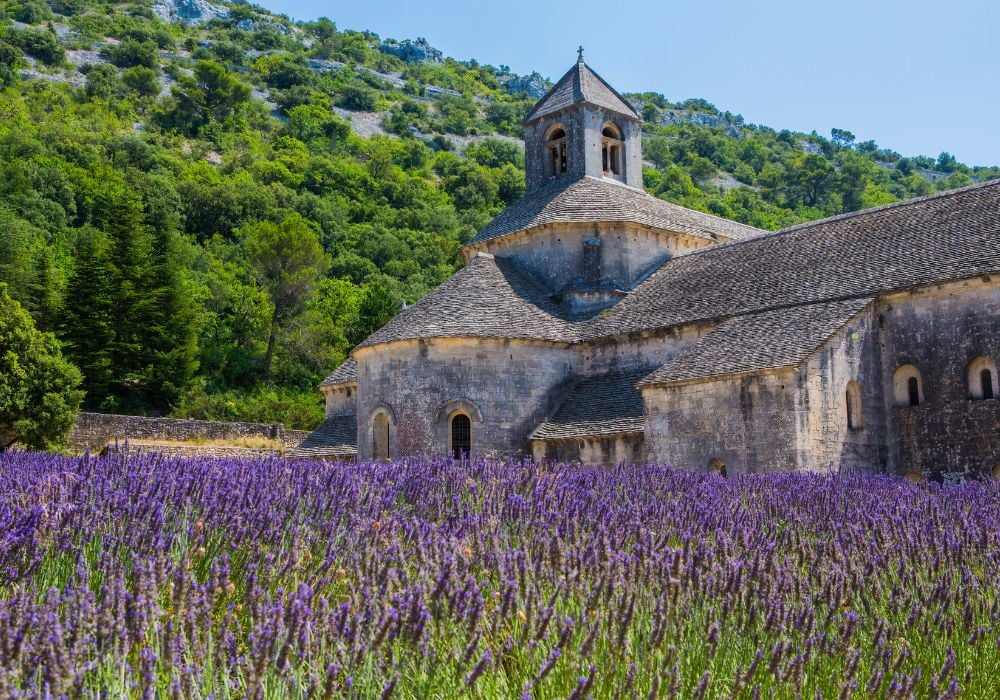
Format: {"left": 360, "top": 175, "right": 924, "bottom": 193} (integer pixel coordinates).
{"left": 68, "top": 412, "right": 288, "bottom": 453}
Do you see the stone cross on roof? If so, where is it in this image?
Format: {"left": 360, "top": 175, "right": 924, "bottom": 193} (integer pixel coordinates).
{"left": 577, "top": 46, "right": 584, "bottom": 63}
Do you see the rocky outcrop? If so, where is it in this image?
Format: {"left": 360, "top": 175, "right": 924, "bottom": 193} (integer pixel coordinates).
{"left": 424, "top": 84, "right": 460, "bottom": 97}
{"left": 153, "top": 0, "right": 229, "bottom": 24}
{"left": 379, "top": 38, "right": 443, "bottom": 64}
{"left": 499, "top": 72, "right": 548, "bottom": 99}
{"left": 658, "top": 109, "right": 741, "bottom": 137}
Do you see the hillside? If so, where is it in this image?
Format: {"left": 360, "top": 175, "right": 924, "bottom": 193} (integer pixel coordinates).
{"left": 1, "top": 0, "right": 997, "bottom": 428}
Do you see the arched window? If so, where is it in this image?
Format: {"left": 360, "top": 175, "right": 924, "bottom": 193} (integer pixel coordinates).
{"left": 846, "top": 380, "right": 863, "bottom": 430}
{"left": 892, "top": 364, "right": 923, "bottom": 407}
{"left": 707, "top": 457, "right": 726, "bottom": 477}
{"left": 967, "top": 357, "right": 999, "bottom": 400}
{"left": 450, "top": 413, "right": 471, "bottom": 459}
{"left": 545, "top": 126, "right": 567, "bottom": 177}
{"left": 372, "top": 411, "right": 390, "bottom": 461}
{"left": 601, "top": 123, "right": 624, "bottom": 178}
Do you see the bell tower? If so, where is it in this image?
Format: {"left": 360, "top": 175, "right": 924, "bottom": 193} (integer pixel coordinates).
{"left": 523, "top": 50, "right": 644, "bottom": 193}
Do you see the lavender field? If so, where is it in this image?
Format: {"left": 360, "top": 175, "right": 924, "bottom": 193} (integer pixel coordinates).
{"left": 1, "top": 450, "right": 999, "bottom": 698}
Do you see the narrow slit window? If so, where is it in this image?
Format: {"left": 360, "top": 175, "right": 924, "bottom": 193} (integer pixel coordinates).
{"left": 451, "top": 413, "right": 471, "bottom": 460}
{"left": 982, "top": 369, "right": 995, "bottom": 400}
{"left": 967, "top": 357, "right": 998, "bottom": 400}
{"left": 893, "top": 364, "right": 922, "bottom": 407}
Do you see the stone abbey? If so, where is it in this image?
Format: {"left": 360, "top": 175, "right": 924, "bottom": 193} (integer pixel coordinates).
{"left": 294, "top": 55, "right": 1000, "bottom": 478}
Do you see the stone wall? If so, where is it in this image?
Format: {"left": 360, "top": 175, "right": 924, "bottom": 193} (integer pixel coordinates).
{"left": 68, "top": 412, "right": 286, "bottom": 452}
{"left": 892, "top": 402, "right": 1000, "bottom": 476}
{"left": 524, "top": 104, "right": 642, "bottom": 192}
{"left": 471, "top": 222, "right": 711, "bottom": 296}
{"left": 579, "top": 322, "right": 714, "bottom": 376}
{"left": 532, "top": 434, "right": 643, "bottom": 465}
{"left": 878, "top": 281, "right": 1000, "bottom": 477}
{"left": 323, "top": 384, "right": 357, "bottom": 418}
{"left": 799, "top": 305, "right": 886, "bottom": 472}
{"left": 641, "top": 369, "right": 801, "bottom": 473}
{"left": 354, "top": 338, "right": 576, "bottom": 460}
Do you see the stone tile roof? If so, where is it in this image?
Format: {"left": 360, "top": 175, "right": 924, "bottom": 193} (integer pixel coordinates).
{"left": 585, "top": 179, "right": 1000, "bottom": 340}
{"left": 530, "top": 370, "right": 649, "bottom": 441}
{"left": 638, "top": 298, "right": 873, "bottom": 387}
{"left": 357, "top": 253, "right": 578, "bottom": 348}
{"left": 468, "top": 176, "right": 764, "bottom": 246}
{"left": 524, "top": 60, "right": 640, "bottom": 123}
{"left": 348, "top": 179, "right": 1000, "bottom": 363}
{"left": 319, "top": 357, "right": 357, "bottom": 387}
{"left": 286, "top": 415, "right": 357, "bottom": 460}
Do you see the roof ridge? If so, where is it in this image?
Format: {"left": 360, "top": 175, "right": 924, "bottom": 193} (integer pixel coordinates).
{"left": 466, "top": 174, "right": 764, "bottom": 247}
{"left": 662, "top": 177, "right": 1000, "bottom": 264}
{"left": 523, "top": 60, "right": 640, "bottom": 124}
{"left": 577, "top": 62, "right": 640, "bottom": 120}
{"left": 778, "top": 177, "right": 1000, "bottom": 236}
{"left": 637, "top": 296, "right": 875, "bottom": 387}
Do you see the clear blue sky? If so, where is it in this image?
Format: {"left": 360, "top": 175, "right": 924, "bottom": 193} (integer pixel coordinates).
{"left": 266, "top": 0, "right": 999, "bottom": 166}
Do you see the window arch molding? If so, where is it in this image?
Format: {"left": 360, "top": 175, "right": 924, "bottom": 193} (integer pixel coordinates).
{"left": 967, "top": 357, "right": 998, "bottom": 400}
{"left": 369, "top": 404, "right": 396, "bottom": 461}
{"left": 436, "top": 399, "right": 483, "bottom": 460}
{"left": 435, "top": 399, "right": 483, "bottom": 425}
{"left": 543, "top": 123, "right": 568, "bottom": 177}
{"left": 601, "top": 120, "right": 625, "bottom": 178}
{"left": 892, "top": 364, "right": 924, "bottom": 407}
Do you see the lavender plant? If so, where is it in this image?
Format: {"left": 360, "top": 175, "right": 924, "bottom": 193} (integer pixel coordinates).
{"left": 1, "top": 449, "right": 999, "bottom": 698}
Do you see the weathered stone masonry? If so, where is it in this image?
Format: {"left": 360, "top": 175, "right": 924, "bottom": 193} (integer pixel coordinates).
{"left": 305, "top": 56, "right": 1000, "bottom": 476}
{"left": 68, "top": 412, "right": 287, "bottom": 453}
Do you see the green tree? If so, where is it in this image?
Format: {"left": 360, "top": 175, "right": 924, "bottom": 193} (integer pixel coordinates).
{"left": 59, "top": 229, "right": 115, "bottom": 405}
{"left": 341, "top": 84, "right": 378, "bottom": 111}
{"left": 84, "top": 63, "right": 119, "bottom": 99}
{"left": 163, "top": 60, "right": 251, "bottom": 134}
{"left": 285, "top": 104, "right": 350, "bottom": 145}
{"left": 122, "top": 66, "right": 160, "bottom": 98}
{"left": 788, "top": 154, "right": 835, "bottom": 208}
{"left": 837, "top": 151, "right": 879, "bottom": 212}
{"left": 351, "top": 280, "right": 399, "bottom": 344}
{"left": 103, "top": 39, "right": 158, "bottom": 69}
{"left": 831, "top": 128, "right": 856, "bottom": 149}
{"left": 143, "top": 226, "right": 199, "bottom": 408}
{"left": 12, "top": 27, "right": 64, "bottom": 66}
{"left": 242, "top": 213, "right": 329, "bottom": 380}
{"left": 0, "top": 40, "right": 20, "bottom": 86}
{"left": 0, "top": 284, "right": 83, "bottom": 449}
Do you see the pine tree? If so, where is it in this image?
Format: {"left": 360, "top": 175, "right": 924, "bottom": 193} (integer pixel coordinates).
{"left": 27, "top": 245, "right": 60, "bottom": 332}
{"left": 144, "top": 226, "right": 199, "bottom": 409}
{"left": 91, "top": 176, "right": 153, "bottom": 406}
{"left": 242, "top": 214, "right": 328, "bottom": 381}
{"left": 59, "top": 228, "right": 115, "bottom": 407}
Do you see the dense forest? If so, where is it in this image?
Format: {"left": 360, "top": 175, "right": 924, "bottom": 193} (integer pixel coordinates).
{"left": 1, "top": 0, "right": 997, "bottom": 429}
